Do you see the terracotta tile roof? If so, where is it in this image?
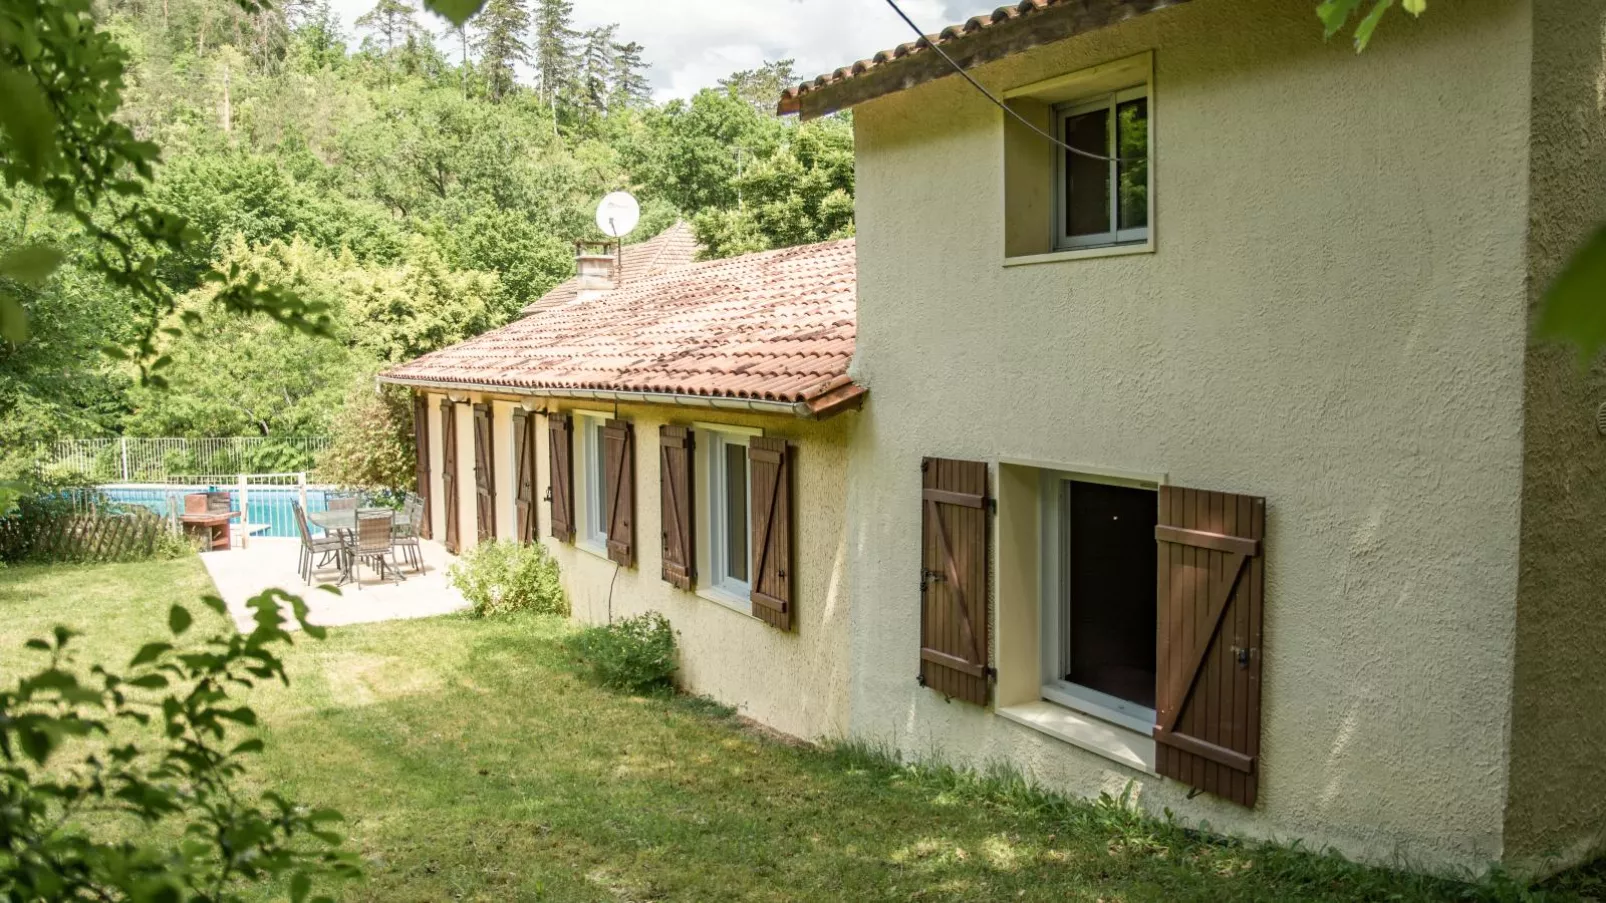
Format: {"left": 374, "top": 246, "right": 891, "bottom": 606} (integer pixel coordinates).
{"left": 521, "top": 221, "right": 702, "bottom": 314}
{"left": 777, "top": 0, "right": 1186, "bottom": 118}
{"left": 383, "top": 239, "right": 864, "bottom": 418}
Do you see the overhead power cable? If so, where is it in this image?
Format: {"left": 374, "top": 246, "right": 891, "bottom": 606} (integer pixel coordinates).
{"left": 879, "top": 0, "right": 1142, "bottom": 164}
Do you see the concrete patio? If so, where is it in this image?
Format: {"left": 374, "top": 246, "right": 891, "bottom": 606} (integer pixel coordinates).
{"left": 199, "top": 537, "right": 469, "bottom": 631}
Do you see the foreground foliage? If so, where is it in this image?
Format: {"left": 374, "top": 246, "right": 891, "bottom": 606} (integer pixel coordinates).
{"left": 1, "top": 558, "right": 1602, "bottom": 901}
{"left": 0, "top": 580, "right": 355, "bottom": 900}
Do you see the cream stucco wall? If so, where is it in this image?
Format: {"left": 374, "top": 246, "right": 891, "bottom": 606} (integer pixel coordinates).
{"left": 1505, "top": 0, "right": 1606, "bottom": 874}
{"left": 847, "top": 0, "right": 1532, "bottom": 875}
{"left": 540, "top": 401, "right": 858, "bottom": 740}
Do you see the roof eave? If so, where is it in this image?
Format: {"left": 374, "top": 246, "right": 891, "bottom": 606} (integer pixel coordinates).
{"left": 777, "top": 0, "right": 1192, "bottom": 120}
{"left": 377, "top": 373, "right": 867, "bottom": 421}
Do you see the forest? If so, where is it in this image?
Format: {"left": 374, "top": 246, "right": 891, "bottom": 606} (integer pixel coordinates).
{"left": 0, "top": 0, "right": 854, "bottom": 484}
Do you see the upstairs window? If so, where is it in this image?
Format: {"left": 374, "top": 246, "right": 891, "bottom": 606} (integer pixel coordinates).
{"left": 1056, "top": 87, "right": 1149, "bottom": 250}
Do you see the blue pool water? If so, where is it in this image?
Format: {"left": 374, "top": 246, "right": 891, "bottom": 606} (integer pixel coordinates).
{"left": 100, "top": 485, "right": 333, "bottom": 539}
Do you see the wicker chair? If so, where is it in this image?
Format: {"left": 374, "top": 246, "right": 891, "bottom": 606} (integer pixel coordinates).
{"left": 354, "top": 509, "right": 403, "bottom": 588}
{"left": 391, "top": 499, "right": 424, "bottom": 573}
{"left": 292, "top": 501, "right": 346, "bottom": 585}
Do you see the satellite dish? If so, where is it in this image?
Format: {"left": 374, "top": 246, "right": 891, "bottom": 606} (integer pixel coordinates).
{"left": 596, "top": 192, "right": 641, "bottom": 239}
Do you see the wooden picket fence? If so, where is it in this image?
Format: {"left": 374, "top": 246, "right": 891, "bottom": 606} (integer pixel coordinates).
{"left": 0, "top": 506, "right": 169, "bottom": 564}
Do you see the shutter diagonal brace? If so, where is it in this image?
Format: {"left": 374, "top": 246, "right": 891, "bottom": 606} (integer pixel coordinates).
{"left": 1156, "top": 545, "right": 1253, "bottom": 736}
{"left": 928, "top": 497, "right": 986, "bottom": 672}
{"left": 751, "top": 444, "right": 785, "bottom": 612}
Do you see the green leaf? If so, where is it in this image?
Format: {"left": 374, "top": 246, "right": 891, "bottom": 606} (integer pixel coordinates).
{"left": 422, "top": 0, "right": 487, "bottom": 25}
{"left": 125, "top": 673, "right": 169, "bottom": 689}
{"left": 0, "top": 63, "right": 57, "bottom": 177}
{"left": 0, "top": 293, "right": 27, "bottom": 344}
{"left": 1315, "top": 0, "right": 1362, "bottom": 38}
{"left": 1352, "top": 0, "right": 1395, "bottom": 51}
{"left": 1538, "top": 223, "right": 1606, "bottom": 364}
{"left": 290, "top": 871, "right": 312, "bottom": 903}
{"left": 1402, "top": 0, "right": 1426, "bottom": 14}
{"left": 231, "top": 738, "right": 265, "bottom": 755}
{"left": 0, "top": 244, "right": 64, "bottom": 284}
{"left": 168, "top": 604, "right": 192, "bottom": 635}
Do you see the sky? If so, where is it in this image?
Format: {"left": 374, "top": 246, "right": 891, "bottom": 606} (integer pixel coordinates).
{"left": 327, "top": 0, "right": 993, "bottom": 101}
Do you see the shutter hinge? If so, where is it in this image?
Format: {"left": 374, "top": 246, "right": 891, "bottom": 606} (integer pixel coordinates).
{"left": 985, "top": 498, "right": 997, "bottom": 515}
{"left": 919, "top": 568, "right": 944, "bottom": 592}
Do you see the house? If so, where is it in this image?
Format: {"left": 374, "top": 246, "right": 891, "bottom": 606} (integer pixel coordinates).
{"left": 387, "top": 0, "right": 1606, "bottom": 878}
{"left": 382, "top": 230, "right": 863, "bottom": 740}
{"left": 776, "top": 0, "right": 1605, "bottom": 879}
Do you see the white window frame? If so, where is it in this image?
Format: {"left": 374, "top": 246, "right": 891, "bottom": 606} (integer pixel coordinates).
{"left": 705, "top": 429, "right": 753, "bottom": 599}
{"left": 576, "top": 412, "right": 609, "bottom": 553}
{"left": 1053, "top": 85, "right": 1150, "bottom": 252}
{"left": 1038, "top": 470, "right": 1158, "bottom": 736}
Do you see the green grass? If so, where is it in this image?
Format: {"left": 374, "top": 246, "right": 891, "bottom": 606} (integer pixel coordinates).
{"left": 0, "top": 558, "right": 1600, "bottom": 902}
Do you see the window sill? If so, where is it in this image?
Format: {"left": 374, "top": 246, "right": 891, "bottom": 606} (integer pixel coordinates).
{"left": 575, "top": 539, "right": 612, "bottom": 563}
{"left": 1003, "top": 242, "right": 1153, "bottom": 267}
{"left": 695, "top": 585, "right": 757, "bottom": 619}
{"left": 996, "top": 700, "right": 1156, "bottom": 775}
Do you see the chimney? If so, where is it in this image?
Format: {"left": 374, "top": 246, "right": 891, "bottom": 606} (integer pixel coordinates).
{"left": 574, "top": 240, "right": 617, "bottom": 303}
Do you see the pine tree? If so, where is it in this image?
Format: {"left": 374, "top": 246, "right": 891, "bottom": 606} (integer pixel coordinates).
{"left": 533, "top": 0, "right": 577, "bottom": 106}
{"left": 354, "top": 0, "right": 418, "bottom": 54}
{"left": 473, "top": 0, "right": 531, "bottom": 101}
{"left": 609, "top": 39, "right": 650, "bottom": 110}
{"left": 578, "top": 25, "right": 616, "bottom": 115}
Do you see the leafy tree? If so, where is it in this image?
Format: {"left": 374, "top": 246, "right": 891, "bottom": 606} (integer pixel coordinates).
{"left": 0, "top": 0, "right": 330, "bottom": 385}
{"left": 345, "top": 236, "right": 501, "bottom": 363}
{"left": 472, "top": 0, "right": 531, "bottom": 101}
{"left": 318, "top": 371, "right": 416, "bottom": 489}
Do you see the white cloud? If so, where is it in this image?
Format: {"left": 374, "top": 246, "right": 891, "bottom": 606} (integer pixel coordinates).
{"left": 330, "top": 0, "right": 1000, "bottom": 101}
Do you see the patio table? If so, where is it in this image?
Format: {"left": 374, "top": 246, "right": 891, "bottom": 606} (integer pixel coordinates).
{"left": 306, "top": 507, "right": 398, "bottom": 535}
{"left": 306, "top": 507, "right": 405, "bottom": 585}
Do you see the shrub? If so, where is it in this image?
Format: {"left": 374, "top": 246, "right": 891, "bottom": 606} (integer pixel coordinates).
{"left": 566, "top": 611, "right": 678, "bottom": 694}
{"left": 448, "top": 540, "right": 566, "bottom": 618}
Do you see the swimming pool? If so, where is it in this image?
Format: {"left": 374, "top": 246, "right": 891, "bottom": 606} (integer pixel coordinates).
{"left": 100, "top": 485, "right": 334, "bottom": 539}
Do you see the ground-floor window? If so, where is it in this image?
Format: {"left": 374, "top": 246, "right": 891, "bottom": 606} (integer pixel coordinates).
{"left": 706, "top": 429, "right": 752, "bottom": 596}
{"left": 577, "top": 413, "right": 609, "bottom": 550}
{"left": 1041, "top": 475, "right": 1158, "bottom": 734}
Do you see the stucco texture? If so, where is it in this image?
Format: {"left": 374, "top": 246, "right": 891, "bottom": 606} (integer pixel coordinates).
{"left": 534, "top": 401, "right": 858, "bottom": 741}
{"left": 1505, "top": 0, "right": 1606, "bottom": 874}
{"left": 847, "top": 0, "right": 1531, "bottom": 875}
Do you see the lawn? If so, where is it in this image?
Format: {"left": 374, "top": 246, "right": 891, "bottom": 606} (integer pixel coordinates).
{"left": 0, "top": 557, "right": 1599, "bottom": 902}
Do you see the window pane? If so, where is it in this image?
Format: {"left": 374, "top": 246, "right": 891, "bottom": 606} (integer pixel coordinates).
{"left": 724, "top": 443, "right": 748, "bottom": 583}
{"left": 1061, "top": 480, "right": 1157, "bottom": 708}
{"left": 1116, "top": 97, "right": 1148, "bottom": 231}
{"left": 1064, "top": 108, "right": 1111, "bottom": 238}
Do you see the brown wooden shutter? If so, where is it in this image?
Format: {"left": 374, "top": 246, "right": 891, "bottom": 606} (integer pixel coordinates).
{"left": 547, "top": 413, "right": 574, "bottom": 542}
{"left": 659, "top": 425, "right": 695, "bottom": 589}
{"left": 472, "top": 404, "right": 495, "bottom": 542}
{"left": 603, "top": 419, "right": 635, "bottom": 567}
{"left": 1154, "top": 486, "right": 1266, "bottom": 808}
{"left": 513, "top": 411, "right": 538, "bottom": 543}
{"left": 748, "top": 437, "right": 792, "bottom": 630}
{"left": 413, "top": 394, "right": 432, "bottom": 540}
{"left": 919, "top": 457, "right": 991, "bottom": 705}
{"left": 440, "top": 400, "right": 459, "bottom": 554}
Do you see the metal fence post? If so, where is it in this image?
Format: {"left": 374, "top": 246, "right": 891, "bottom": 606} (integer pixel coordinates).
{"left": 237, "top": 473, "right": 248, "bottom": 550}
{"left": 119, "top": 437, "right": 129, "bottom": 482}
{"left": 298, "top": 471, "right": 308, "bottom": 517}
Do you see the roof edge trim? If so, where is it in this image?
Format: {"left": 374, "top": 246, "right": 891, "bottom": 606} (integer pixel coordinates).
{"left": 378, "top": 374, "right": 866, "bottom": 421}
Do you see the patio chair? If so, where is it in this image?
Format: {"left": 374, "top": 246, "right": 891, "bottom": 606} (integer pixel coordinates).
{"left": 327, "top": 496, "right": 359, "bottom": 511}
{"left": 293, "top": 501, "right": 346, "bottom": 586}
{"left": 391, "top": 499, "right": 424, "bottom": 573}
{"left": 354, "top": 509, "right": 403, "bottom": 588}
